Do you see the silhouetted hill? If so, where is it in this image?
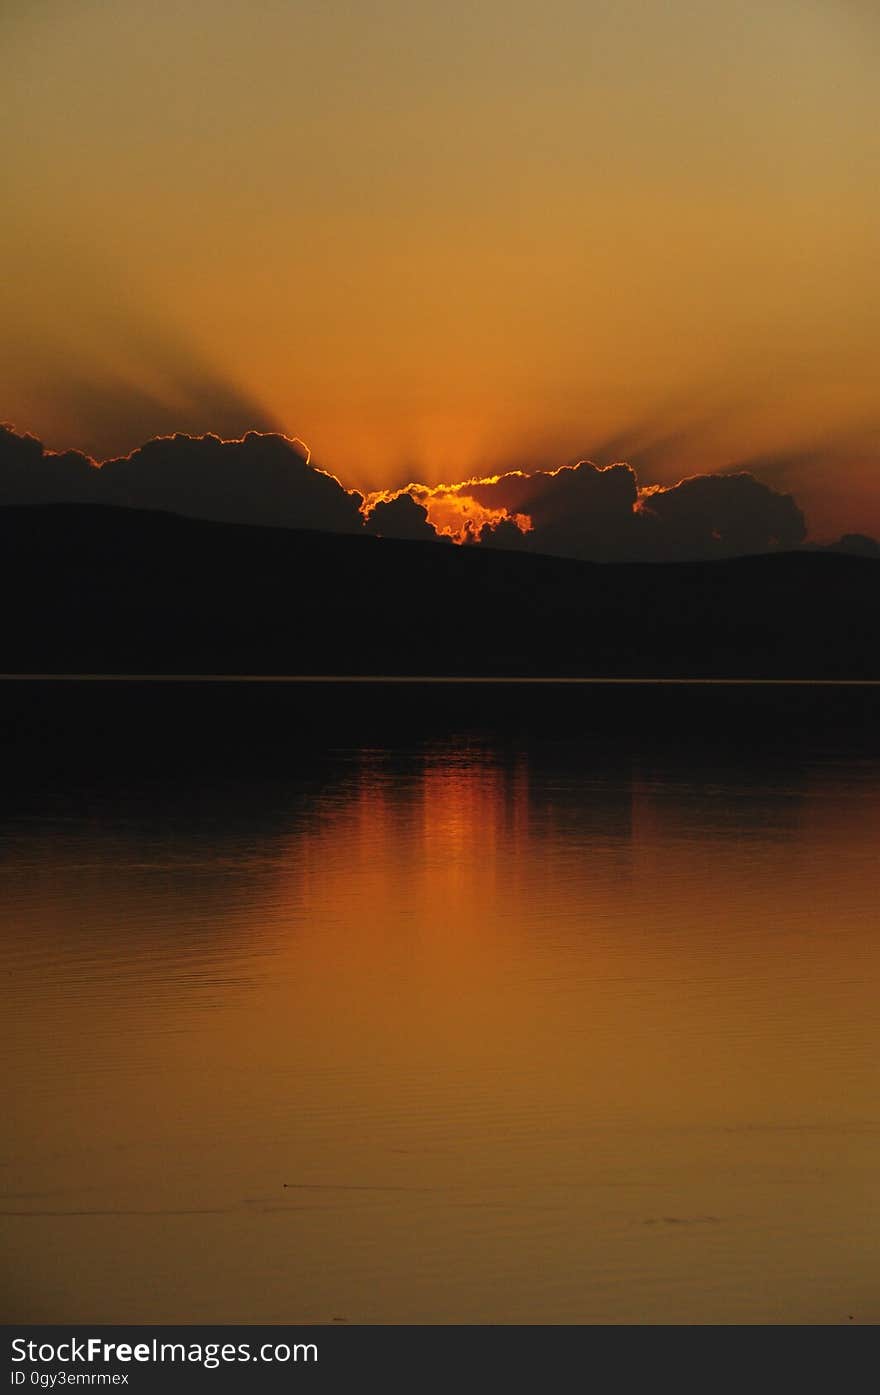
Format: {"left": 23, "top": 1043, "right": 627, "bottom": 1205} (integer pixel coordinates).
{"left": 1, "top": 503, "right": 878, "bottom": 678}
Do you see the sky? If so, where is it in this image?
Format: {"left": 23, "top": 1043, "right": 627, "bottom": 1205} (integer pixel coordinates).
{"left": 2, "top": 0, "right": 878, "bottom": 538}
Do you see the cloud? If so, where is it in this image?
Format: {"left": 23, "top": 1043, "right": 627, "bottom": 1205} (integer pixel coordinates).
{"left": 364, "top": 492, "right": 439, "bottom": 542}
{"left": 397, "top": 483, "right": 530, "bottom": 543}
{"left": 461, "top": 461, "right": 640, "bottom": 560}
{"left": 824, "top": 533, "right": 880, "bottom": 558}
{"left": 637, "top": 471, "right": 807, "bottom": 560}
{"left": 474, "top": 516, "right": 530, "bottom": 550}
{"left": 100, "top": 432, "right": 365, "bottom": 533}
{"left": 0, "top": 423, "right": 814, "bottom": 562}
{"left": 0, "top": 425, "right": 364, "bottom": 534}
{"left": 0, "top": 424, "right": 99, "bottom": 505}
{"left": 366, "top": 460, "right": 636, "bottom": 558}
{"left": 393, "top": 459, "right": 805, "bottom": 562}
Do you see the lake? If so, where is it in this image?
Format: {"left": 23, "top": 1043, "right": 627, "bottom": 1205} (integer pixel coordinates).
{"left": 1, "top": 680, "right": 878, "bottom": 1323}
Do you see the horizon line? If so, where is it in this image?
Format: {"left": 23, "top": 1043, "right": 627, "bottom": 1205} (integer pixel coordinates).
{"left": 2, "top": 674, "right": 879, "bottom": 687}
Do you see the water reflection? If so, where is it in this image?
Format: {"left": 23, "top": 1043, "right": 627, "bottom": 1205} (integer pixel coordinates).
{"left": 1, "top": 683, "right": 878, "bottom": 1323}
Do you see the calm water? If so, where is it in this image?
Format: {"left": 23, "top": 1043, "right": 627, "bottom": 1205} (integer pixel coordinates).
{"left": 2, "top": 682, "right": 879, "bottom": 1324}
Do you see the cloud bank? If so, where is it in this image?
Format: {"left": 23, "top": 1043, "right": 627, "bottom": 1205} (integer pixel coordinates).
{"left": 368, "top": 458, "right": 809, "bottom": 561}
{"left": 0, "top": 424, "right": 837, "bottom": 562}
{"left": 100, "top": 432, "right": 364, "bottom": 534}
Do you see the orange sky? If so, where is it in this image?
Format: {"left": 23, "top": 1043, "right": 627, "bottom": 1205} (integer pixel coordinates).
{"left": 1, "top": 0, "right": 878, "bottom": 538}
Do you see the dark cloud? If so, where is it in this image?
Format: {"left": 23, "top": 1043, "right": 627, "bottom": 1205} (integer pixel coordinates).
{"left": 364, "top": 492, "right": 438, "bottom": 541}
{"left": 638, "top": 472, "right": 807, "bottom": 559}
{"left": 824, "top": 533, "right": 880, "bottom": 558}
{"left": 100, "top": 432, "right": 364, "bottom": 533}
{"left": 474, "top": 516, "right": 529, "bottom": 549}
{"left": 0, "top": 424, "right": 99, "bottom": 505}
{"left": 0, "top": 424, "right": 814, "bottom": 562}
{"left": 412, "top": 463, "right": 641, "bottom": 560}
{"left": 458, "top": 463, "right": 805, "bottom": 561}
{"left": 461, "top": 461, "right": 640, "bottom": 561}
{"left": 0, "top": 426, "right": 364, "bottom": 534}
{"left": 400, "top": 459, "right": 807, "bottom": 561}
